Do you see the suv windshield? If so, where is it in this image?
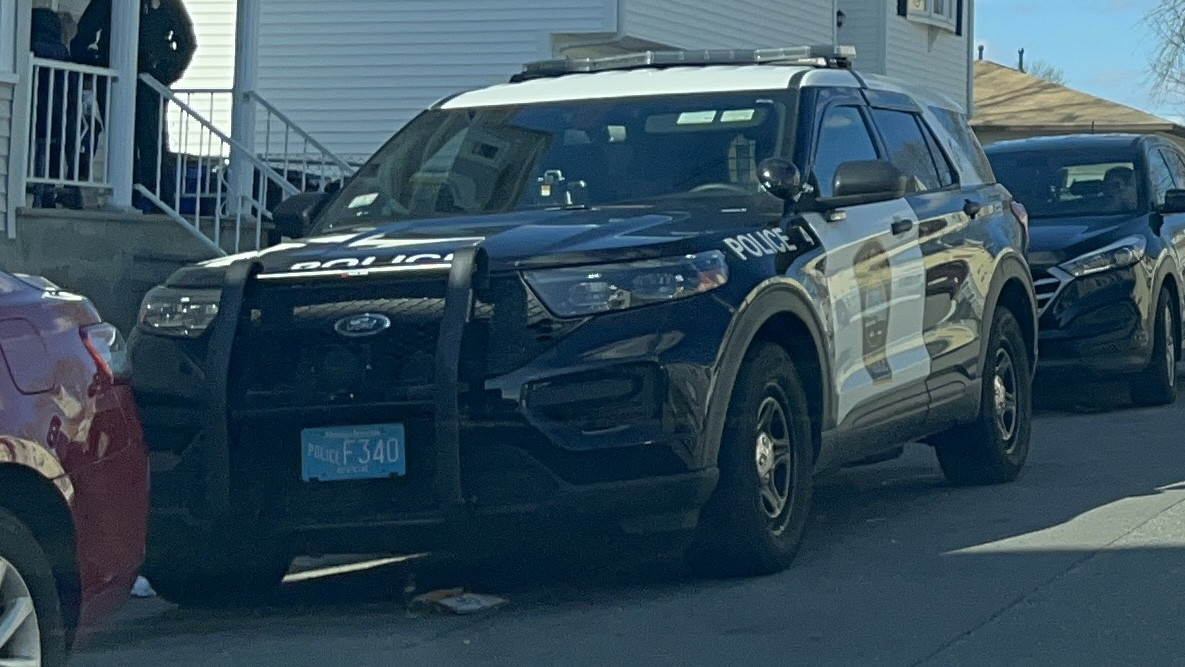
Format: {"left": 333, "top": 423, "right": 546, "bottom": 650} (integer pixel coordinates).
{"left": 314, "top": 92, "right": 791, "bottom": 231}
{"left": 986, "top": 147, "right": 1145, "bottom": 221}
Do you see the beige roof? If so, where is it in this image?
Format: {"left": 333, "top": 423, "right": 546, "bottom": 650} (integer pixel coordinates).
{"left": 971, "top": 60, "right": 1185, "bottom": 137}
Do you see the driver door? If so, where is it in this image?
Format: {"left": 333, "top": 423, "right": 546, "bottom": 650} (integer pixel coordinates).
{"left": 796, "top": 97, "right": 930, "bottom": 449}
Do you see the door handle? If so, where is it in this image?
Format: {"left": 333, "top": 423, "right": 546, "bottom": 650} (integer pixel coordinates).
{"left": 891, "top": 218, "right": 914, "bottom": 235}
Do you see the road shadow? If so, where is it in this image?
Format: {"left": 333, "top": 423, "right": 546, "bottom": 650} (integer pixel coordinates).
{"left": 76, "top": 388, "right": 1185, "bottom": 655}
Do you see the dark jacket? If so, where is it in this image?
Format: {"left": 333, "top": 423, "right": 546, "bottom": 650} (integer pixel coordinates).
{"left": 71, "top": 0, "right": 197, "bottom": 85}
{"left": 31, "top": 9, "right": 73, "bottom": 142}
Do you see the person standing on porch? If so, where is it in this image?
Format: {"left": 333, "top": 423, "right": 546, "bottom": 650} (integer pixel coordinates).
{"left": 70, "top": 0, "right": 196, "bottom": 211}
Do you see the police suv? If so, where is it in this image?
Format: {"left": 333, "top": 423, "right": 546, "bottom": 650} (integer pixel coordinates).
{"left": 129, "top": 45, "right": 1038, "bottom": 605}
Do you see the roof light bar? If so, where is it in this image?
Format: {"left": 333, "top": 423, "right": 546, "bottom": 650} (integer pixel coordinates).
{"left": 515, "top": 45, "right": 856, "bottom": 81}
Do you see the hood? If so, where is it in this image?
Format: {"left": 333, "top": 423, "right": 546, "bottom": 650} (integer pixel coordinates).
{"left": 174, "top": 203, "right": 771, "bottom": 285}
{"left": 1025, "top": 213, "right": 1148, "bottom": 273}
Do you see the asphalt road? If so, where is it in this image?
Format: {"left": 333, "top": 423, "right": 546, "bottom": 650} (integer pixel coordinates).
{"left": 72, "top": 377, "right": 1185, "bottom": 666}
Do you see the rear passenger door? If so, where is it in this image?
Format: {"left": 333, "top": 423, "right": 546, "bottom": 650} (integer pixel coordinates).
{"left": 863, "top": 92, "right": 985, "bottom": 430}
{"left": 795, "top": 90, "right": 930, "bottom": 448}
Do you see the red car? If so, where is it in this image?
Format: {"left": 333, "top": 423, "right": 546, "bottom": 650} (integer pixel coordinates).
{"left": 0, "top": 272, "right": 148, "bottom": 666}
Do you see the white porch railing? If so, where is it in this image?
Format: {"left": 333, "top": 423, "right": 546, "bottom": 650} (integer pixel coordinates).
{"left": 171, "top": 87, "right": 356, "bottom": 192}
{"left": 138, "top": 74, "right": 301, "bottom": 255}
{"left": 25, "top": 57, "right": 117, "bottom": 206}
{"left": 21, "top": 64, "right": 354, "bottom": 255}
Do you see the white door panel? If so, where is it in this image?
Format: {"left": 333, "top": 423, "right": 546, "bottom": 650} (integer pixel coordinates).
{"left": 802, "top": 198, "right": 931, "bottom": 424}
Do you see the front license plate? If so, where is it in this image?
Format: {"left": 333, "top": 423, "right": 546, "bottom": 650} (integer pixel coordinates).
{"left": 301, "top": 424, "right": 406, "bottom": 482}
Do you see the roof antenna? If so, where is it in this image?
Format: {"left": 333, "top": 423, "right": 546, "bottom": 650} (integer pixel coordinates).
{"left": 1018, "top": 47, "right": 1025, "bottom": 73}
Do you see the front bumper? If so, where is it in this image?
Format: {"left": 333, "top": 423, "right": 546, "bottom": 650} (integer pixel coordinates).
{"left": 1033, "top": 265, "right": 1154, "bottom": 378}
{"left": 131, "top": 249, "right": 729, "bottom": 558}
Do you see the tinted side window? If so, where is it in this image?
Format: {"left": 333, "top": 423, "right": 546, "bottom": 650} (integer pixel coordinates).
{"left": 927, "top": 106, "right": 995, "bottom": 183}
{"left": 920, "top": 120, "right": 957, "bottom": 187}
{"left": 1148, "top": 149, "right": 1176, "bottom": 205}
{"left": 811, "top": 105, "right": 878, "bottom": 198}
{"left": 1159, "top": 148, "right": 1185, "bottom": 190}
{"left": 871, "top": 108, "right": 943, "bottom": 191}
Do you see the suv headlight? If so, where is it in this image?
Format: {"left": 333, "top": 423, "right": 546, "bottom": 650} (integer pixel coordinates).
{"left": 1058, "top": 236, "right": 1147, "bottom": 278}
{"left": 523, "top": 250, "right": 729, "bottom": 318}
{"left": 138, "top": 286, "right": 222, "bottom": 338}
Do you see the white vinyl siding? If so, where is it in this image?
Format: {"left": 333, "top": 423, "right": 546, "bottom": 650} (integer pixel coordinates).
{"left": 836, "top": 0, "right": 886, "bottom": 75}
{"left": 623, "top": 0, "right": 836, "bottom": 52}
{"left": 0, "top": 82, "right": 13, "bottom": 231}
{"left": 254, "top": 0, "right": 612, "bottom": 163}
{"left": 885, "top": 0, "right": 969, "bottom": 110}
{"left": 172, "top": 0, "right": 236, "bottom": 127}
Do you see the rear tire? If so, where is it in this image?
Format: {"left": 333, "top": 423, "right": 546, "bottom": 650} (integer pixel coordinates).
{"left": 0, "top": 508, "right": 68, "bottom": 667}
{"left": 934, "top": 308, "right": 1032, "bottom": 486}
{"left": 686, "top": 342, "right": 814, "bottom": 577}
{"left": 1130, "top": 286, "right": 1177, "bottom": 407}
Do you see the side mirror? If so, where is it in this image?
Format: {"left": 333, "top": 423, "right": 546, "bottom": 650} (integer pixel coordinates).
{"left": 272, "top": 192, "right": 330, "bottom": 239}
{"left": 818, "top": 160, "right": 909, "bottom": 209}
{"left": 757, "top": 157, "right": 803, "bottom": 201}
{"left": 1162, "top": 189, "right": 1185, "bottom": 214}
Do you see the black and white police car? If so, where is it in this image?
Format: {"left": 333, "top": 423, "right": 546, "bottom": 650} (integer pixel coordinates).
{"left": 129, "top": 45, "right": 1038, "bottom": 605}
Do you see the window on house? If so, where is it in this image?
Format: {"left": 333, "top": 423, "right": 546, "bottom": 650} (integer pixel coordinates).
{"left": 901, "top": 0, "right": 959, "bottom": 31}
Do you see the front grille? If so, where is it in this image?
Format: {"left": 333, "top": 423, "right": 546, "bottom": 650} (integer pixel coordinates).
{"left": 1031, "top": 269, "right": 1066, "bottom": 315}
{"left": 230, "top": 274, "right": 582, "bottom": 411}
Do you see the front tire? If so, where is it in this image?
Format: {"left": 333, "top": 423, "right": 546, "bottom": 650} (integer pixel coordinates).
{"left": 0, "top": 508, "right": 68, "bottom": 667}
{"left": 934, "top": 308, "right": 1032, "bottom": 486}
{"left": 686, "top": 342, "right": 814, "bottom": 577}
{"left": 1130, "top": 286, "right": 1177, "bottom": 407}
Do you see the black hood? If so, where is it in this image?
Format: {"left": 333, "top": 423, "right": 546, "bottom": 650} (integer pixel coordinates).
{"left": 1025, "top": 213, "right": 1148, "bottom": 272}
{"left": 172, "top": 203, "right": 771, "bottom": 285}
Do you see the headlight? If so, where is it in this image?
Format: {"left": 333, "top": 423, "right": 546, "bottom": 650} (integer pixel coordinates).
{"left": 1058, "top": 236, "right": 1146, "bottom": 278}
{"left": 523, "top": 250, "right": 729, "bottom": 318}
{"left": 137, "top": 286, "right": 222, "bottom": 338}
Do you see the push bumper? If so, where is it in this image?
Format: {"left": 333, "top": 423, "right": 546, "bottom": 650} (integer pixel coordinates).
{"left": 132, "top": 247, "right": 725, "bottom": 561}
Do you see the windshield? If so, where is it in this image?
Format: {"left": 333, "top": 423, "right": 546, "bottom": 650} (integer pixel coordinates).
{"left": 986, "top": 147, "right": 1145, "bottom": 221}
{"left": 314, "top": 92, "right": 791, "bottom": 231}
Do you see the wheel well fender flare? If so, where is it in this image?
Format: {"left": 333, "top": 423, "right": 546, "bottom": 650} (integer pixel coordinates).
{"left": 698, "top": 279, "right": 832, "bottom": 469}
{"left": 981, "top": 250, "right": 1038, "bottom": 375}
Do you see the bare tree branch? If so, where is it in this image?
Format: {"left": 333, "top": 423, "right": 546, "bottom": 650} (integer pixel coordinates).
{"left": 1027, "top": 60, "right": 1067, "bottom": 85}
{"left": 1146, "top": 1, "right": 1185, "bottom": 105}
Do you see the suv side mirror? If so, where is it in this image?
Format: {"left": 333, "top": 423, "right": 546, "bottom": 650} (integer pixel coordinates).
{"left": 817, "top": 160, "right": 909, "bottom": 209}
{"left": 273, "top": 192, "right": 330, "bottom": 239}
{"left": 1162, "top": 189, "right": 1185, "bottom": 214}
{"left": 757, "top": 157, "right": 803, "bottom": 201}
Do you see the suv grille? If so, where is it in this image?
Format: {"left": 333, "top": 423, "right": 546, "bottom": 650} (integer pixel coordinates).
{"left": 1031, "top": 268, "right": 1067, "bottom": 316}
{"left": 230, "top": 274, "right": 580, "bottom": 411}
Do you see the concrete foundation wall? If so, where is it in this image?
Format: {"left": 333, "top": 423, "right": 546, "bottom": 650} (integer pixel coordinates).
{"left": 0, "top": 209, "right": 219, "bottom": 334}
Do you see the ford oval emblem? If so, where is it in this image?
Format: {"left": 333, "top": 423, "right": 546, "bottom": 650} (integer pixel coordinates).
{"left": 333, "top": 313, "right": 392, "bottom": 338}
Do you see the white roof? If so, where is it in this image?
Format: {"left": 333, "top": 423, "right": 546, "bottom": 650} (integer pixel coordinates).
{"left": 440, "top": 65, "right": 838, "bottom": 109}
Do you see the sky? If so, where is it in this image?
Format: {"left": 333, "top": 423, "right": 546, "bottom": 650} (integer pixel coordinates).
{"left": 974, "top": 0, "right": 1182, "bottom": 120}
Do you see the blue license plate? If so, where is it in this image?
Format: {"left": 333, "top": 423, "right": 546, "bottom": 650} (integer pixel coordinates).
{"left": 301, "top": 423, "right": 406, "bottom": 482}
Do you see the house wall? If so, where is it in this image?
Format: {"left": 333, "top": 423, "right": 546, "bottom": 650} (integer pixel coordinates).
{"left": 0, "top": 83, "right": 13, "bottom": 233}
{"left": 883, "top": 0, "right": 971, "bottom": 111}
{"left": 170, "top": 0, "right": 237, "bottom": 144}
{"left": 252, "top": 0, "right": 613, "bottom": 164}
{"left": 836, "top": 0, "right": 886, "bottom": 74}
{"left": 622, "top": 0, "right": 836, "bottom": 51}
